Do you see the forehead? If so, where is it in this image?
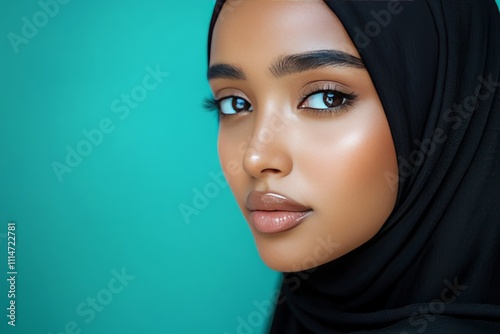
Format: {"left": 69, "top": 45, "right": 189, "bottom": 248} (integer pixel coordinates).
{"left": 209, "top": 0, "right": 360, "bottom": 66}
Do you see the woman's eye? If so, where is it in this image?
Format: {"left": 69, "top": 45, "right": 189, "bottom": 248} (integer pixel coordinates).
{"left": 219, "top": 97, "right": 253, "bottom": 115}
{"left": 302, "top": 91, "right": 346, "bottom": 110}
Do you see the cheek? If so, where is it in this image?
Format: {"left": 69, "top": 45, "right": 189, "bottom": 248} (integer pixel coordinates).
{"left": 309, "top": 117, "right": 396, "bottom": 197}
{"left": 217, "top": 125, "right": 248, "bottom": 202}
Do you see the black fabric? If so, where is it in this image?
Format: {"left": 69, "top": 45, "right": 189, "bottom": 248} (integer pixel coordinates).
{"left": 207, "top": 0, "right": 500, "bottom": 332}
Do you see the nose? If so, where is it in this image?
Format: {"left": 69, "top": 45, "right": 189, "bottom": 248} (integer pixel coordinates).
{"left": 242, "top": 111, "right": 293, "bottom": 179}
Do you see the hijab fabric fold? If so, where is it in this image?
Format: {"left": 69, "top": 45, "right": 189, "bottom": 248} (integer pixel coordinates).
{"left": 207, "top": 0, "right": 500, "bottom": 332}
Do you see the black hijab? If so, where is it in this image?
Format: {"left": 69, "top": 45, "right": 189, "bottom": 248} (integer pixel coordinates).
{"left": 207, "top": 0, "right": 500, "bottom": 332}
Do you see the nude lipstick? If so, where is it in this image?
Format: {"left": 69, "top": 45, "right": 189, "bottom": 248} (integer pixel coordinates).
{"left": 246, "top": 191, "right": 312, "bottom": 233}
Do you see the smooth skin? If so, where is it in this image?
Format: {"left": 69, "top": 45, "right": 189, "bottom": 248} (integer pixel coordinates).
{"left": 208, "top": 0, "right": 399, "bottom": 272}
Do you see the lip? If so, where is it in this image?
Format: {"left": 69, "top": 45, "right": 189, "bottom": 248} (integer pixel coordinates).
{"left": 246, "top": 191, "right": 313, "bottom": 233}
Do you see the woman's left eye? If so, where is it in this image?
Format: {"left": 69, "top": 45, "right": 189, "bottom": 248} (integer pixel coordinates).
{"left": 301, "top": 90, "right": 348, "bottom": 110}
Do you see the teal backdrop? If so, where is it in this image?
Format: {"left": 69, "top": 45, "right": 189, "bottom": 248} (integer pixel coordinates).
{"left": 1, "top": 1, "right": 499, "bottom": 334}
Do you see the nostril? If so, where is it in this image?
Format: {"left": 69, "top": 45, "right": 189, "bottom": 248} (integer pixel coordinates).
{"left": 261, "top": 168, "right": 281, "bottom": 174}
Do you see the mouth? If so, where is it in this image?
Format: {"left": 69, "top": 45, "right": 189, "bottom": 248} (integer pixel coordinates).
{"left": 246, "top": 191, "right": 313, "bottom": 233}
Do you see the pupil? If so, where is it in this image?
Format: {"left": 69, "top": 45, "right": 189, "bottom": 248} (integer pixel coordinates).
{"left": 233, "top": 98, "right": 247, "bottom": 111}
{"left": 324, "top": 91, "right": 341, "bottom": 107}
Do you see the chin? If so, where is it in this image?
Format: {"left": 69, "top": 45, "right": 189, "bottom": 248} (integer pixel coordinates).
{"left": 252, "top": 232, "right": 345, "bottom": 273}
{"left": 259, "top": 252, "right": 335, "bottom": 273}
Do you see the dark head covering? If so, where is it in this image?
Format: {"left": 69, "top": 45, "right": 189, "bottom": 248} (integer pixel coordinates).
{"left": 207, "top": 0, "right": 500, "bottom": 332}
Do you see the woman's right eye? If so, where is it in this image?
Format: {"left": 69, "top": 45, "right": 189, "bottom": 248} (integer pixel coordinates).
{"left": 219, "top": 96, "right": 254, "bottom": 115}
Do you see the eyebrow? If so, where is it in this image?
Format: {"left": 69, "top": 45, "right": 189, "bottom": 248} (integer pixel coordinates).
{"left": 207, "top": 49, "right": 365, "bottom": 81}
{"left": 207, "top": 64, "right": 246, "bottom": 81}
{"left": 271, "top": 49, "right": 365, "bottom": 77}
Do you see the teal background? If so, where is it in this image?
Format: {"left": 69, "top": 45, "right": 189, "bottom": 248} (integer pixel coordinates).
{"left": 0, "top": 1, "right": 279, "bottom": 333}
{"left": 1, "top": 1, "right": 500, "bottom": 334}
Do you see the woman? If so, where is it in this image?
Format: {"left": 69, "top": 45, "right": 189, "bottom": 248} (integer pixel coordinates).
{"left": 205, "top": 0, "right": 500, "bottom": 332}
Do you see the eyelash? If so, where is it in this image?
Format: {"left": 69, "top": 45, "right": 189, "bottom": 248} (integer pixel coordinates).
{"left": 203, "top": 84, "right": 357, "bottom": 117}
{"left": 203, "top": 97, "right": 224, "bottom": 114}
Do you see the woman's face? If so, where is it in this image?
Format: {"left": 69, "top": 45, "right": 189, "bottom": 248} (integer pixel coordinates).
{"left": 208, "top": 0, "right": 398, "bottom": 272}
